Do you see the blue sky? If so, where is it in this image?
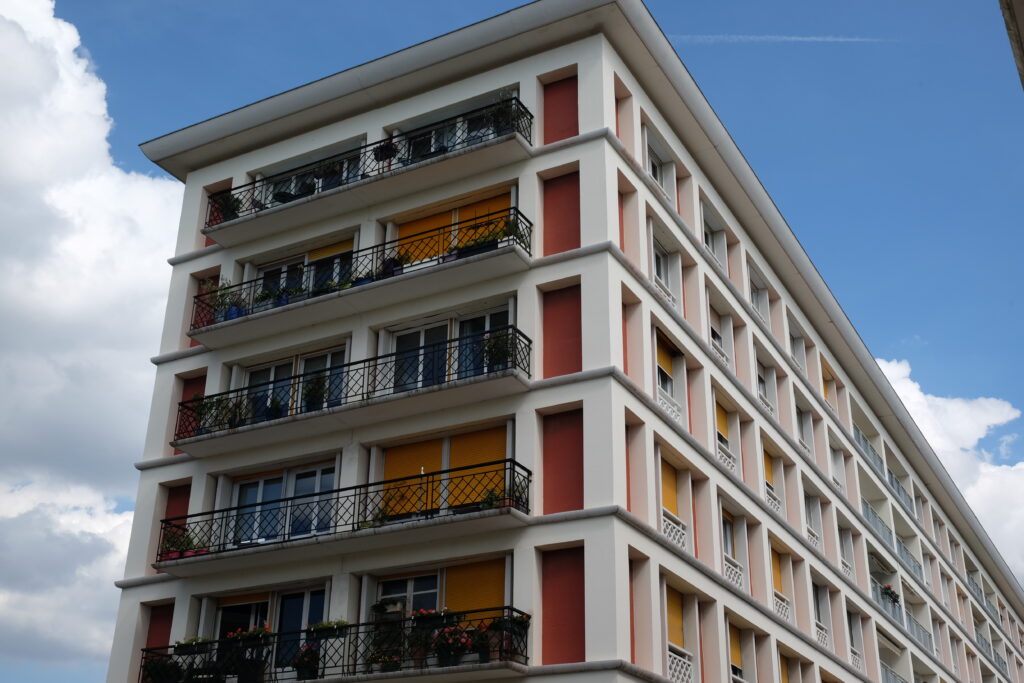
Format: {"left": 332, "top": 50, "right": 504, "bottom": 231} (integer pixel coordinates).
{"left": 1, "top": 1, "right": 1023, "bottom": 680}
{"left": 60, "top": 0, "right": 1023, "bottom": 420}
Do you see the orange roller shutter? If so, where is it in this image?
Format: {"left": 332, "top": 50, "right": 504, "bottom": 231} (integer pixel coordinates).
{"left": 657, "top": 338, "right": 674, "bottom": 374}
{"left": 383, "top": 439, "right": 443, "bottom": 514}
{"left": 448, "top": 426, "right": 507, "bottom": 507}
{"left": 764, "top": 454, "right": 774, "bottom": 486}
{"left": 729, "top": 624, "right": 743, "bottom": 668}
{"left": 146, "top": 604, "right": 174, "bottom": 649}
{"left": 455, "top": 193, "right": 512, "bottom": 246}
{"left": 780, "top": 654, "right": 790, "bottom": 683}
{"left": 396, "top": 210, "right": 454, "bottom": 260}
{"left": 308, "top": 239, "right": 354, "bottom": 261}
{"left": 661, "top": 459, "right": 678, "bottom": 516}
{"left": 771, "top": 550, "right": 783, "bottom": 591}
{"left": 444, "top": 558, "right": 506, "bottom": 615}
{"left": 666, "top": 586, "right": 685, "bottom": 648}
{"left": 715, "top": 403, "right": 729, "bottom": 438}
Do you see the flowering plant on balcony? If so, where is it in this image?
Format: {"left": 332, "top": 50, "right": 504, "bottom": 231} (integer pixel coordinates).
{"left": 307, "top": 619, "right": 349, "bottom": 638}
{"left": 368, "top": 651, "right": 402, "bottom": 671}
{"left": 881, "top": 584, "right": 901, "bottom": 606}
{"left": 226, "top": 622, "right": 273, "bottom": 642}
{"left": 433, "top": 625, "right": 472, "bottom": 657}
{"left": 292, "top": 644, "right": 320, "bottom": 673}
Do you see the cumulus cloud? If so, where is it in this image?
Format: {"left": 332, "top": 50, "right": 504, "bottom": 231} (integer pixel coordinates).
{"left": 0, "top": 0, "right": 182, "bottom": 670}
{"left": 877, "top": 359, "right": 1024, "bottom": 579}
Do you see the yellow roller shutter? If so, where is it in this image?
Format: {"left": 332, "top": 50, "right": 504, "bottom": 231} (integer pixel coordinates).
{"left": 715, "top": 403, "right": 729, "bottom": 438}
{"left": 383, "top": 439, "right": 443, "bottom": 514}
{"left": 444, "top": 558, "right": 506, "bottom": 614}
{"left": 656, "top": 338, "right": 674, "bottom": 374}
{"left": 455, "top": 193, "right": 511, "bottom": 246}
{"left": 448, "top": 426, "right": 507, "bottom": 507}
{"left": 780, "top": 653, "right": 790, "bottom": 683}
{"left": 308, "top": 239, "right": 354, "bottom": 261}
{"left": 771, "top": 550, "right": 783, "bottom": 592}
{"left": 729, "top": 624, "right": 742, "bottom": 669}
{"left": 764, "top": 454, "right": 774, "bottom": 486}
{"left": 661, "top": 459, "right": 678, "bottom": 516}
{"left": 822, "top": 369, "right": 832, "bottom": 400}
{"left": 666, "top": 586, "right": 685, "bottom": 648}
{"left": 397, "top": 210, "right": 455, "bottom": 259}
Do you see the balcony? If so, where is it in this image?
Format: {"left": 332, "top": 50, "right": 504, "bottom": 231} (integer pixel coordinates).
{"left": 861, "top": 499, "right": 894, "bottom": 548}
{"left": 853, "top": 428, "right": 884, "bottom": 475}
{"left": 895, "top": 539, "right": 923, "bottom": 581}
{"left": 203, "top": 98, "right": 534, "bottom": 246}
{"left": 773, "top": 590, "right": 792, "bottom": 624}
{"left": 757, "top": 392, "right": 774, "bottom": 417}
{"left": 139, "top": 605, "right": 529, "bottom": 683}
{"left": 723, "top": 554, "right": 745, "bottom": 591}
{"left": 814, "top": 621, "right": 831, "bottom": 652}
{"left": 156, "top": 459, "right": 530, "bottom": 567}
{"left": 886, "top": 470, "right": 914, "bottom": 515}
{"left": 849, "top": 646, "right": 864, "bottom": 673}
{"left": 840, "top": 557, "right": 854, "bottom": 580}
{"left": 190, "top": 209, "right": 532, "bottom": 347}
{"left": 871, "top": 577, "right": 903, "bottom": 625}
{"left": 994, "top": 650, "right": 1009, "bottom": 675}
{"left": 806, "top": 525, "right": 822, "bottom": 553}
{"left": 985, "top": 596, "right": 999, "bottom": 620}
{"left": 967, "top": 575, "right": 984, "bottom": 602}
{"left": 716, "top": 441, "right": 738, "bottom": 475}
{"left": 976, "top": 632, "right": 993, "bottom": 659}
{"left": 764, "top": 485, "right": 784, "bottom": 516}
{"left": 904, "top": 610, "right": 933, "bottom": 652}
{"left": 666, "top": 645, "right": 695, "bottom": 683}
{"left": 173, "top": 327, "right": 531, "bottom": 456}
{"left": 657, "top": 387, "right": 684, "bottom": 426}
{"left": 880, "top": 662, "right": 909, "bottom": 683}
{"left": 662, "top": 508, "right": 689, "bottom": 554}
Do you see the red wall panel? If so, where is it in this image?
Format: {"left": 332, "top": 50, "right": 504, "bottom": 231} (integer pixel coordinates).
{"left": 542, "top": 172, "right": 580, "bottom": 256}
{"left": 543, "top": 76, "right": 579, "bottom": 144}
{"left": 543, "top": 409, "right": 584, "bottom": 514}
{"left": 542, "top": 285, "right": 582, "bottom": 378}
{"left": 541, "top": 547, "right": 585, "bottom": 663}
{"left": 164, "top": 484, "right": 191, "bottom": 520}
{"left": 146, "top": 604, "right": 174, "bottom": 649}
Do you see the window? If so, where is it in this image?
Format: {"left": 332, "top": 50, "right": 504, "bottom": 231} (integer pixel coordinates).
{"left": 395, "top": 323, "right": 449, "bottom": 390}
{"left": 378, "top": 574, "right": 439, "bottom": 614}
{"left": 407, "top": 122, "right": 457, "bottom": 163}
{"left": 647, "top": 146, "right": 662, "bottom": 184}
{"left": 216, "top": 599, "right": 269, "bottom": 639}
{"left": 298, "top": 348, "right": 348, "bottom": 413}
{"left": 797, "top": 409, "right": 812, "bottom": 451}
{"left": 722, "top": 510, "right": 736, "bottom": 557}
{"left": 247, "top": 361, "right": 294, "bottom": 423}
{"left": 748, "top": 272, "right": 769, "bottom": 321}
{"left": 840, "top": 529, "right": 854, "bottom": 565}
{"left": 831, "top": 449, "right": 846, "bottom": 490}
{"left": 701, "top": 204, "right": 727, "bottom": 266}
{"left": 715, "top": 403, "right": 730, "bottom": 451}
{"left": 275, "top": 589, "right": 326, "bottom": 667}
{"left": 789, "top": 334, "right": 805, "bottom": 370}
{"left": 656, "top": 337, "right": 675, "bottom": 395}
{"left": 234, "top": 475, "right": 285, "bottom": 544}
{"left": 232, "top": 464, "right": 337, "bottom": 544}
{"left": 756, "top": 363, "right": 769, "bottom": 401}
{"left": 653, "top": 240, "right": 669, "bottom": 284}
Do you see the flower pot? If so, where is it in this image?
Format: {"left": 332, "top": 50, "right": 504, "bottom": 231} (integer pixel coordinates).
{"left": 162, "top": 550, "right": 181, "bottom": 561}
{"left": 275, "top": 293, "right": 290, "bottom": 307}
{"left": 437, "top": 652, "right": 463, "bottom": 668}
{"left": 295, "top": 665, "right": 319, "bottom": 680}
{"left": 442, "top": 253, "right": 457, "bottom": 263}
{"left": 456, "top": 239, "right": 499, "bottom": 259}
{"left": 174, "top": 642, "right": 212, "bottom": 656}
{"left": 352, "top": 277, "right": 374, "bottom": 287}
{"left": 225, "top": 305, "right": 245, "bottom": 320}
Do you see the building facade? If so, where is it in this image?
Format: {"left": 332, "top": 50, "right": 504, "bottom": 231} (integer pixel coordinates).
{"left": 108, "top": 2, "right": 1024, "bottom": 683}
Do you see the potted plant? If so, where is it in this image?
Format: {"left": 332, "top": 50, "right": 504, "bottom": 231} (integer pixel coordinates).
{"left": 455, "top": 234, "right": 500, "bottom": 259}
{"left": 483, "top": 329, "right": 511, "bottom": 368}
{"left": 226, "top": 623, "right": 272, "bottom": 683}
{"left": 479, "top": 488, "right": 503, "bottom": 510}
{"left": 379, "top": 251, "right": 412, "bottom": 279}
{"left": 224, "top": 399, "right": 247, "bottom": 429}
{"left": 880, "top": 583, "right": 900, "bottom": 606}
{"left": 211, "top": 280, "right": 245, "bottom": 322}
{"left": 301, "top": 374, "right": 327, "bottom": 412}
{"left": 370, "top": 597, "right": 401, "bottom": 617}
{"left": 470, "top": 625, "right": 493, "bottom": 663}
{"left": 373, "top": 139, "right": 399, "bottom": 162}
{"left": 210, "top": 192, "right": 242, "bottom": 225}
{"left": 292, "top": 644, "right": 319, "bottom": 681}
{"left": 368, "top": 651, "right": 402, "bottom": 672}
{"left": 279, "top": 283, "right": 306, "bottom": 307}
{"left": 265, "top": 396, "right": 285, "bottom": 421}
{"left": 252, "top": 288, "right": 276, "bottom": 312}
{"left": 142, "top": 655, "right": 182, "bottom": 683}
{"left": 174, "top": 636, "right": 214, "bottom": 656}
{"left": 433, "top": 625, "right": 471, "bottom": 667}
{"left": 307, "top": 619, "right": 349, "bottom": 639}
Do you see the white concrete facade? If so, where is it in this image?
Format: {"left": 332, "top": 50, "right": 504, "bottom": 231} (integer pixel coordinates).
{"left": 109, "top": 3, "right": 1024, "bottom": 683}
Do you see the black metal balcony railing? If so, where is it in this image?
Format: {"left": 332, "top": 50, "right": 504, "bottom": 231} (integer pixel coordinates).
{"left": 205, "top": 98, "right": 533, "bottom": 229}
{"left": 140, "top": 606, "right": 530, "bottom": 683}
{"left": 190, "top": 208, "right": 532, "bottom": 331}
{"left": 156, "top": 459, "right": 530, "bottom": 561}
{"left": 174, "top": 326, "right": 531, "bottom": 441}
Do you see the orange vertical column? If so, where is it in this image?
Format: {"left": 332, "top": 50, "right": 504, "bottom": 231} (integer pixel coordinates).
{"left": 542, "top": 172, "right": 580, "bottom": 256}
{"left": 542, "top": 76, "right": 578, "bottom": 144}
{"left": 541, "top": 547, "right": 585, "bottom": 663}
{"left": 543, "top": 409, "right": 583, "bottom": 513}
{"left": 542, "top": 285, "right": 581, "bottom": 378}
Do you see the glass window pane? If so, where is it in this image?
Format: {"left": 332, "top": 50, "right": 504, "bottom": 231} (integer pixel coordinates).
{"left": 413, "top": 575, "right": 438, "bottom": 592}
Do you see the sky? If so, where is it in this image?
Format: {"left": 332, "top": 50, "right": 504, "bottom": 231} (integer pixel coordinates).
{"left": 0, "top": 0, "right": 1021, "bottom": 680}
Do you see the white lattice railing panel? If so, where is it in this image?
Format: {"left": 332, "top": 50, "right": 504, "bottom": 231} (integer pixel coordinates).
{"left": 717, "top": 443, "right": 738, "bottom": 474}
{"left": 765, "top": 486, "right": 784, "bottom": 515}
{"left": 773, "top": 590, "right": 792, "bottom": 623}
{"left": 667, "top": 647, "right": 695, "bottom": 683}
{"left": 723, "top": 553, "right": 745, "bottom": 590}
{"left": 654, "top": 277, "right": 678, "bottom": 308}
{"left": 841, "top": 558, "right": 854, "bottom": 579}
{"left": 806, "top": 525, "right": 822, "bottom": 552}
{"left": 758, "top": 393, "right": 775, "bottom": 416}
{"left": 815, "top": 621, "right": 832, "bottom": 651}
{"left": 850, "top": 647, "right": 864, "bottom": 672}
{"left": 711, "top": 340, "right": 729, "bottom": 366}
{"left": 662, "top": 509, "right": 689, "bottom": 554}
{"left": 657, "top": 388, "right": 684, "bottom": 425}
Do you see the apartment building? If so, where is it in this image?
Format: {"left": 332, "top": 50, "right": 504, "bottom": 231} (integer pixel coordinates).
{"left": 108, "top": 2, "right": 1024, "bottom": 683}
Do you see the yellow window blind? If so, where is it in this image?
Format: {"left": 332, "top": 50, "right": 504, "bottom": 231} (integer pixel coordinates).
{"left": 382, "top": 439, "right": 443, "bottom": 513}
{"left": 661, "top": 459, "right": 678, "bottom": 515}
{"left": 455, "top": 193, "right": 512, "bottom": 247}
{"left": 396, "top": 209, "right": 455, "bottom": 259}
{"left": 729, "top": 624, "right": 742, "bottom": 668}
{"left": 448, "top": 426, "right": 507, "bottom": 507}
{"left": 780, "top": 654, "right": 790, "bottom": 683}
{"left": 444, "top": 558, "right": 506, "bottom": 614}
{"left": 308, "top": 239, "right": 354, "bottom": 261}
{"left": 656, "top": 338, "right": 674, "bottom": 373}
{"left": 715, "top": 403, "right": 729, "bottom": 438}
{"left": 771, "top": 549, "right": 783, "bottom": 591}
{"left": 666, "top": 586, "right": 685, "bottom": 648}
{"left": 764, "top": 454, "right": 774, "bottom": 485}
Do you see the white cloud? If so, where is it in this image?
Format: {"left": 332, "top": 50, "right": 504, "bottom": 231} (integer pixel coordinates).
{"left": 0, "top": 0, "right": 182, "bottom": 670}
{"left": 670, "top": 33, "right": 886, "bottom": 45}
{"left": 877, "top": 359, "right": 1024, "bottom": 579}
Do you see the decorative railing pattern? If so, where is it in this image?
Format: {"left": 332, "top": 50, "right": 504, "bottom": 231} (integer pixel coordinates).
{"left": 871, "top": 578, "right": 904, "bottom": 625}
{"left": 157, "top": 460, "right": 530, "bottom": 561}
{"left": 662, "top": 509, "right": 689, "bottom": 554}
{"left": 657, "top": 387, "right": 684, "bottom": 426}
{"left": 850, "top": 646, "right": 864, "bottom": 672}
{"left": 204, "top": 98, "right": 533, "bottom": 229}
{"left": 723, "top": 554, "right": 745, "bottom": 591}
{"left": 139, "top": 605, "right": 529, "bottom": 683}
{"left": 806, "top": 526, "right": 822, "bottom": 552}
{"left": 861, "top": 499, "right": 894, "bottom": 548}
{"left": 886, "top": 470, "right": 915, "bottom": 515}
{"left": 757, "top": 393, "right": 775, "bottom": 416}
{"left": 174, "top": 326, "right": 531, "bottom": 441}
{"left": 976, "top": 632, "right": 993, "bottom": 659}
{"left": 764, "top": 486, "right": 784, "bottom": 516}
{"left": 654, "top": 278, "right": 678, "bottom": 308}
{"left": 896, "top": 539, "right": 923, "bottom": 581}
{"left": 710, "top": 340, "right": 729, "bottom": 366}
{"left": 985, "top": 597, "right": 999, "bottom": 620}
{"left": 814, "top": 621, "right": 831, "bottom": 651}
{"left": 773, "top": 591, "right": 792, "bottom": 623}
{"left": 880, "top": 662, "right": 909, "bottom": 683}
{"left": 666, "top": 646, "right": 695, "bottom": 683}
{"left": 967, "top": 576, "right": 984, "bottom": 602}
{"left": 191, "top": 208, "right": 532, "bottom": 330}
{"left": 841, "top": 557, "right": 854, "bottom": 580}
{"left": 905, "top": 610, "right": 933, "bottom": 652}
{"left": 994, "top": 650, "right": 1008, "bottom": 675}
{"left": 716, "top": 443, "right": 738, "bottom": 475}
